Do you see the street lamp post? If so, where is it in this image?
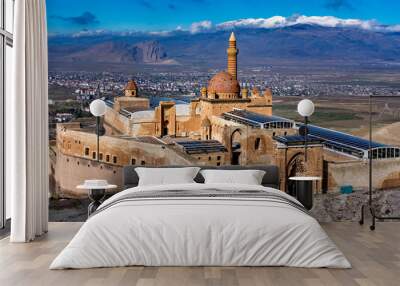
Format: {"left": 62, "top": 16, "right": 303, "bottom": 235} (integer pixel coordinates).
{"left": 297, "top": 99, "right": 315, "bottom": 162}
{"left": 89, "top": 99, "right": 106, "bottom": 162}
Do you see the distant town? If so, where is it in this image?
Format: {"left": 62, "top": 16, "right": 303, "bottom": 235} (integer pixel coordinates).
{"left": 49, "top": 67, "right": 400, "bottom": 101}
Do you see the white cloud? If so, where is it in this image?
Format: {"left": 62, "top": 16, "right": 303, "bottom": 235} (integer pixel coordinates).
{"left": 189, "top": 20, "right": 213, "bottom": 34}
{"left": 385, "top": 25, "right": 400, "bottom": 32}
{"left": 214, "top": 15, "right": 397, "bottom": 33}
{"left": 148, "top": 30, "right": 172, "bottom": 36}
{"left": 217, "top": 16, "right": 287, "bottom": 30}
{"left": 291, "top": 15, "right": 378, "bottom": 30}
{"left": 56, "top": 15, "right": 400, "bottom": 38}
{"left": 71, "top": 29, "right": 108, "bottom": 38}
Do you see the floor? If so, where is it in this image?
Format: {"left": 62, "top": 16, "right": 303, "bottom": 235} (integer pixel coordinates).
{"left": 0, "top": 222, "right": 399, "bottom": 286}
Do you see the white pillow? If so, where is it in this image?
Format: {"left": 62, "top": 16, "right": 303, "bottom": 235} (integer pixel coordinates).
{"left": 200, "top": 169, "right": 266, "bottom": 185}
{"left": 135, "top": 167, "right": 200, "bottom": 186}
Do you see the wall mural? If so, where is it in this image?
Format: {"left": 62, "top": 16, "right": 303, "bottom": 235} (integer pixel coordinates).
{"left": 47, "top": 14, "right": 400, "bottom": 222}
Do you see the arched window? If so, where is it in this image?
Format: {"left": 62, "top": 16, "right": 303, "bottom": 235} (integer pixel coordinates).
{"left": 255, "top": 138, "right": 261, "bottom": 150}
{"left": 230, "top": 129, "right": 242, "bottom": 165}
{"left": 287, "top": 153, "right": 306, "bottom": 195}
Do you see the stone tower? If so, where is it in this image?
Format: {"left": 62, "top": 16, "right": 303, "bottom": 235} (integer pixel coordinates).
{"left": 124, "top": 80, "right": 138, "bottom": 97}
{"left": 227, "top": 32, "right": 238, "bottom": 80}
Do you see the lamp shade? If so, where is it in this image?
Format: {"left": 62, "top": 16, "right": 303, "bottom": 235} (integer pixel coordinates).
{"left": 89, "top": 99, "right": 106, "bottom": 117}
{"left": 297, "top": 99, "right": 315, "bottom": 117}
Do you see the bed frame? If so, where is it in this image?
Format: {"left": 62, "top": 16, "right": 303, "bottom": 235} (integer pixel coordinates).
{"left": 123, "top": 165, "right": 280, "bottom": 190}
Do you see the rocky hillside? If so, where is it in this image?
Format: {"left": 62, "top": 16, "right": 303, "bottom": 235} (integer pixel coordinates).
{"left": 54, "top": 40, "right": 168, "bottom": 64}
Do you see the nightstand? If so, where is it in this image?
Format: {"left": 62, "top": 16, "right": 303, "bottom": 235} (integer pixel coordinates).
{"left": 77, "top": 180, "right": 117, "bottom": 217}
{"left": 289, "top": 176, "right": 321, "bottom": 210}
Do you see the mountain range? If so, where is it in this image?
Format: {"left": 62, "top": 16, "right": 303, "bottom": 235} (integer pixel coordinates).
{"left": 48, "top": 24, "right": 400, "bottom": 71}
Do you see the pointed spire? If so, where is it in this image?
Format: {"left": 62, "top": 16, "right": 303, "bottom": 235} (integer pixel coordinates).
{"left": 227, "top": 32, "right": 238, "bottom": 80}
{"left": 229, "top": 31, "right": 236, "bottom": 42}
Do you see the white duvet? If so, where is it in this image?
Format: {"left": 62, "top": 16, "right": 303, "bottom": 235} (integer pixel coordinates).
{"left": 50, "top": 183, "right": 351, "bottom": 269}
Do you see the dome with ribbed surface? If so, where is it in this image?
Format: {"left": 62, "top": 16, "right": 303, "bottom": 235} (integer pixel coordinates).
{"left": 207, "top": 72, "right": 240, "bottom": 95}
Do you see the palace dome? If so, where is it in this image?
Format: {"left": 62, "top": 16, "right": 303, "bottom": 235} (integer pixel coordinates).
{"left": 125, "top": 80, "right": 138, "bottom": 91}
{"left": 207, "top": 71, "right": 240, "bottom": 95}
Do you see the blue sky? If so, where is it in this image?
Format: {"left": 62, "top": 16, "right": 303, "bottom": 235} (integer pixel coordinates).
{"left": 47, "top": 0, "right": 400, "bottom": 33}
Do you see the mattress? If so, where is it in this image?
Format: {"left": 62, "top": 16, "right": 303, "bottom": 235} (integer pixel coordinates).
{"left": 50, "top": 183, "right": 351, "bottom": 269}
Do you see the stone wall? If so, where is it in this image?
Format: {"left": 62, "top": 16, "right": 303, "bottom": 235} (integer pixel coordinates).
{"left": 104, "top": 106, "right": 131, "bottom": 135}
{"left": 50, "top": 151, "right": 123, "bottom": 199}
{"left": 114, "top": 97, "right": 149, "bottom": 112}
{"left": 54, "top": 123, "right": 200, "bottom": 197}
{"left": 176, "top": 115, "right": 201, "bottom": 138}
{"left": 326, "top": 158, "right": 400, "bottom": 191}
{"left": 57, "top": 124, "right": 194, "bottom": 167}
{"left": 192, "top": 152, "right": 226, "bottom": 166}
{"left": 200, "top": 99, "right": 251, "bottom": 118}
{"left": 311, "top": 188, "right": 400, "bottom": 222}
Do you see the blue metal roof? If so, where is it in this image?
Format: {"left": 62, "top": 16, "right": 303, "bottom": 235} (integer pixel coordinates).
{"left": 305, "top": 124, "right": 385, "bottom": 150}
{"left": 298, "top": 124, "right": 400, "bottom": 159}
{"left": 104, "top": 99, "right": 114, "bottom": 108}
{"left": 176, "top": 140, "right": 227, "bottom": 155}
{"left": 223, "top": 109, "right": 294, "bottom": 129}
{"left": 274, "top": 135, "right": 324, "bottom": 146}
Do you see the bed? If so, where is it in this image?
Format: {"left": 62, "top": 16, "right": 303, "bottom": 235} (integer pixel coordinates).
{"left": 50, "top": 165, "right": 350, "bottom": 269}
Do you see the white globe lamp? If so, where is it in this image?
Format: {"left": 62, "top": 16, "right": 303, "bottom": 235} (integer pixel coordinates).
{"left": 90, "top": 99, "right": 106, "bottom": 117}
{"left": 297, "top": 99, "right": 315, "bottom": 117}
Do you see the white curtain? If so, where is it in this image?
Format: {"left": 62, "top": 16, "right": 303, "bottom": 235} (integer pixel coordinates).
{"left": 8, "top": 0, "right": 49, "bottom": 242}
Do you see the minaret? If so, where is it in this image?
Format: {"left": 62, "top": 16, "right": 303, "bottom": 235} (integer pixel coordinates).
{"left": 227, "top": 32, "right": 238, "bottom": 80}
